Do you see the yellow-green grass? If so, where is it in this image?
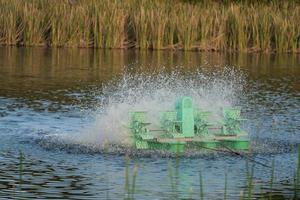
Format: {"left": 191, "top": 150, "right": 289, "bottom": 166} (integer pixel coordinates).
{"left": 0, "top": 0, "right": 299, "bottom": 52}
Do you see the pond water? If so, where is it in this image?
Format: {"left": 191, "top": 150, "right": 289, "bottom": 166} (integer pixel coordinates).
{"left": 0, "top": 47, "right": 299, "bottom": 199}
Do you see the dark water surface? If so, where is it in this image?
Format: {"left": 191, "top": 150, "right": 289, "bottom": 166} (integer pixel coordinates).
{"left": 0, "top": 47, "right": 299, "bottom": 199}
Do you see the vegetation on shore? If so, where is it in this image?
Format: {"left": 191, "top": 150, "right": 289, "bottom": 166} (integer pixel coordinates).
{"left": 0, "top": 0, "right": 299, "bottom": 52}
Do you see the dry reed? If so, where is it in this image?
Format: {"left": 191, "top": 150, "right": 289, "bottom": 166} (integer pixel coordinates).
{"left": 0, "top": 0, "right": 299, "bottom": 52}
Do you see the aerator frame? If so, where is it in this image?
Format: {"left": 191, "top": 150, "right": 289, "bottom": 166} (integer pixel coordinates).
{"left": 128, "top": 96, "right": 249, "bottom": 153}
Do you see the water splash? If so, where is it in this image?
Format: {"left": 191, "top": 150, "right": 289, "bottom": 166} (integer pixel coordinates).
{"left": 59, "top": 68, "right": 246, "bottom": 149}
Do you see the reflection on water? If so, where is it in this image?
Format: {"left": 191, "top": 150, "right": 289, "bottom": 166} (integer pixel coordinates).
{"left": 0, "top": 47, "right": 299, "bottom": 199}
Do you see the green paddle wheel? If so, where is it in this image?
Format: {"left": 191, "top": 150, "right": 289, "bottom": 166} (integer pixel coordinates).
{"left": 128, "top": 97, "right": 249, "bottom": 153}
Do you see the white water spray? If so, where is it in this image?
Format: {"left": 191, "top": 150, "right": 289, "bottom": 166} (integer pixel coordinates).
{"left": 60, "top": 68, "right": 245, "bottom": 150}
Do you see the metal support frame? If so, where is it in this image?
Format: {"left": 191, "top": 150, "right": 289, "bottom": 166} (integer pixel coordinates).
{"left": 128, "top": 97, "right": 249, "bottom": 152}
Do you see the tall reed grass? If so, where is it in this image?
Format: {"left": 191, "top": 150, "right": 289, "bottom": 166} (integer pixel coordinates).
{"left": 0, "top": 0, "right": 299, "bottom": 52}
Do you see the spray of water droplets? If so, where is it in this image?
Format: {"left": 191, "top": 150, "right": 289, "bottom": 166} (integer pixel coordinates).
{"left": 55, "top": 68, "right": 245, "bottom": 150}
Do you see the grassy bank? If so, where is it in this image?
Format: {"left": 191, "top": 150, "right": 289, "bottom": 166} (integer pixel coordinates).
{"left": 0, "top": 0, "right": 299, "bottom": 52}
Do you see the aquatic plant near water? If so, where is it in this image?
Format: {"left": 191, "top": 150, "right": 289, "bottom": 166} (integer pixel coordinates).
{"left": 199, "top": 171, "right": 204, "bottom": 200}
{"left": 0, "top": 0, "right": 299, "bottom": 52}
{"left": 124, "top": 156, "right": 139, "bottom": 200}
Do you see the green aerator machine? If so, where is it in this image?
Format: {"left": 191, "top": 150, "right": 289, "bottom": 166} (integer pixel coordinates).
{"left": 128, "top": 96, "right": 249, "bottom": 153}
